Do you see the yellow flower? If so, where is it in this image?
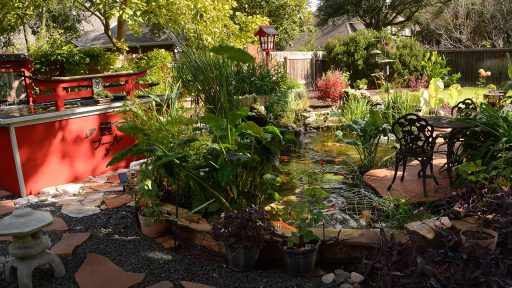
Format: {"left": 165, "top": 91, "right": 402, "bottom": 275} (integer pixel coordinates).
{"left": 486, "top": 71, "right": 491, "bottom": 77}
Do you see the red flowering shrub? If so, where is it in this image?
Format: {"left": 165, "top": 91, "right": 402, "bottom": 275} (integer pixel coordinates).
{"left": 315, "top": 70, "right": 350, "bottom": 104}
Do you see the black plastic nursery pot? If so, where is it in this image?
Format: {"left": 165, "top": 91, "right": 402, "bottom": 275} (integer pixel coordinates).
{"left": 225, "top": 244, "right": 261, "bottom": 272}
{"left": 281, "top": 240, "right": 321, "bottom": 274}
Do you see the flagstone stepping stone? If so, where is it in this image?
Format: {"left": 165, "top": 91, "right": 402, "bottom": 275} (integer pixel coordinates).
{"left": 0, "top": 189, "right": 12, "bottom": 198}
{"left": 56, "top": 183, "right": 84, "bottom": 195}
{"left": 0, "top": 236, "right": 12, "bottom": 241}
{"left": 155, "top": 235, "right": 177, "bottom": 249}
{"left": 405, "top": 217, "right": 452, "bottom": 240}
{"left": 180, "top": 281, "right": 215, "bottom": 288}
{"left": 0, "top": 200, "right": 15, "bottom": 215}
{"left": 43, "top": 217, "right": 69, "bottom": 232}
{"left": 147, "top": 281, "right": 174, "bottom": 288}
{"left": 105, "top": 195, "right": 132, "bottom": 209}
{"left": 451, "top": 216, "right": 480, "bottom": 231}
{"left": 51, "top": 233, "right": 91, "bottom": 257}
{"left": 106, "top": 173, "right": 122, "bottom": 184}
{"left": 14, "top": 195, "right": 41, "bottom": 207}
{"left": 48, "top": 196, "right": 83, "bottom": 206}
{"left": 75, "top": 253, "right": 145, "bottom": 288}
{"left": 61, "top": 204, "right": 100, "bottom": 218}
{"left": 40, "top": 186, "right": 60, "bottom": 196}
{"left": 82, "top": 193, "right": 105, "bottom": 207}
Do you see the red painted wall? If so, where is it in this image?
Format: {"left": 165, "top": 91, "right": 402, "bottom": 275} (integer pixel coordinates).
{"left": 15, "top": 112, "right": 134, "bottom": 195}
{"left": 0, "top": 127, "right": 20, "bottom": 195}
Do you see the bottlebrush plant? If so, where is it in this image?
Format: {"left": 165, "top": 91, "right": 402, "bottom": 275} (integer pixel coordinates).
{"left": 315, "top": 69, "right": 350, "bottom": 105}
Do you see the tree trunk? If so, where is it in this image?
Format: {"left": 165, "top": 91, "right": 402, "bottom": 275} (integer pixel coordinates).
{"left": 22, "top": 20, "right": 31, "bottom": 53}
{"left": 40, "top": 7, "right": 47, "bottom": 39}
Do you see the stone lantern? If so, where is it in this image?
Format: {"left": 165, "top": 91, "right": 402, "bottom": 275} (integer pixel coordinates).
{"left": 0, "top": 208, "right": 65, "bottom": 288}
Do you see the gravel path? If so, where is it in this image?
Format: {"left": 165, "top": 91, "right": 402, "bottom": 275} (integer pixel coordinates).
{"left": 0, "top": 202, "right": 330, "bottom": 288}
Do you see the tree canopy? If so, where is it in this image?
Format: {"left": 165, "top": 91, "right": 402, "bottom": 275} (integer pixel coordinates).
{"left": 317, "top": 0, "right": 450, "bottom": 31}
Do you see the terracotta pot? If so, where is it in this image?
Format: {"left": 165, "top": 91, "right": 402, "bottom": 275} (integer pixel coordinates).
{"left": 460, "top": 228, "right": 498, "bottom": 251}
{"left": 138, "top": 213, "right": 169, "bottom": 238}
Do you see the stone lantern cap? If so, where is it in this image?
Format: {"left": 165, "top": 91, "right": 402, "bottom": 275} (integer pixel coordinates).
{"left": 0, "top": 208, "right": 53, "bottom": 236}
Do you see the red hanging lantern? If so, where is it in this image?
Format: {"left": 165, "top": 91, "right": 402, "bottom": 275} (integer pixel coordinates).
{"left": 254, "top": 25, "right": 279, "bottom": 68}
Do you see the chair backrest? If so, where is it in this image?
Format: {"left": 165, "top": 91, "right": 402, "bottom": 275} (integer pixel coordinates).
{"left": 451, "top": 98, "right": 477, "bottom": 117}
{"left": 392, "top": 113, "right": 436, "bottom": 155}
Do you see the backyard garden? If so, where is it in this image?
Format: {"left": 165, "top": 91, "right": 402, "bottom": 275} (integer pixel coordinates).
{"left": 1, "top": 27, "right": 512, "bottom": 288}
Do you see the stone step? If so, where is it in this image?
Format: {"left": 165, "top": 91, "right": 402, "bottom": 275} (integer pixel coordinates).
{"left": 51, "top": 232, "right": 91, "bottom": 257}
{"left": 75, "top": 253, "right": 145, "bottom": 288}
{"left": 0, "top": 189, "right": 13, "bottom": 199}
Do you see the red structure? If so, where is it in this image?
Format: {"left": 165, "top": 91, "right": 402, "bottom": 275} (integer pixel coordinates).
{"left": 0, "top": 54, "right": 33, "bottom": 101}
{"left": 0, "top": 55, "right": 155, "bottom": 197}
{"left": 254, "top": 25, "right": 279, "bottom": 68}
{"left": 28, "top": 70, "right": 150, "bottom": 111}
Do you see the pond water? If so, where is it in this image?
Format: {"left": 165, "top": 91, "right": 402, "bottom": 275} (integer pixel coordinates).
{"left": 279, "top": 129, "right": 393, "bottom": 229}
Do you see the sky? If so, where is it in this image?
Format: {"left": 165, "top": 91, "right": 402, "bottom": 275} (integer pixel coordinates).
{"left": 310, "top": 0, "right": 319, "bottom": 11}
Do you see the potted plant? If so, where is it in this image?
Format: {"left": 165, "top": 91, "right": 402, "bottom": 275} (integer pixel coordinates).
{"left": 93, "top": 90, "right": 113, "bottom": 104}
{"left": 460, "top": 226, "right": 498, "bottom": 252}
{"left": 126, "top": 162, "right": 169, "bottom": 238}
{"left": 280, "top": 204, "right": 324, "bottom": 274}
{"left": 211, "top": 208, "right": 276, "bottom": 271}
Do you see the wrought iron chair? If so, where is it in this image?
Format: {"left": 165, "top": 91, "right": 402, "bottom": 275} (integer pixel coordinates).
{"left": 387, "top": 113, "right": 439, "bottom": 197}
{"left": 451, "top": 98, "right": 477, "bottom": 117}
{"left": 444, "top": 98, "right": 477, "bottom": 182}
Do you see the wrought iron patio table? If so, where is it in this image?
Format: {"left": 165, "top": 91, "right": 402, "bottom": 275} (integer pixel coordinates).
{"left": 424, "top": 115, "right": 475, "bottom": 182}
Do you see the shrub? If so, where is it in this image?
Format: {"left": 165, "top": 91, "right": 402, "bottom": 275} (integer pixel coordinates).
{"left": 387, "top": 37, "right": 424, "bottom": 85}
{"left": 30, "top": 37, "right": 116, "bottom": 78}
{"left": 81, "top": 48, "right": 117, "bottom": 74}
{"left": 266, "top": 82, "right": 309, "bottom": 126}
{"left": 315, "top": 69, "right": 349, "bottom": 104}
{"left": 407, "top": 75, "right": 428, "bottom": 91}
{"left": 30, "top": 36, "right": 88, "bottom": 78}
{"left": 324, "top": 29, "right": 382, "bottom": 84}
{"left": 211, "top": 208, "right": 276, "bottom": 248}
{"left": 324, "top": 29, "right": 424, "bottom": 85}
{"left": 135, "top": 49, "right": 173, "bottom": 94}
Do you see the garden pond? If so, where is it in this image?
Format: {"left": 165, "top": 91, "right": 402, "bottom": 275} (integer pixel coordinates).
{"left": 277, "top": 129, "right": 396, "bottom": 229}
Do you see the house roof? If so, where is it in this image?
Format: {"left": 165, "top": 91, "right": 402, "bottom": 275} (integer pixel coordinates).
{"left": 71, "top": 18, "right": 178, "bottom": 48}
{"left": 286, "top": 16, "right": 365, "bottom": 51}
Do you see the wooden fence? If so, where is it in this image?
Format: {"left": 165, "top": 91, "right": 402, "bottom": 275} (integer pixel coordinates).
{"left": 271, "top": 51, "right": 327, "bottom": 89}
{"left": 271, "top": 49, "right": 512, "bottom": 88}
{"left": 435, "top": 49, "right": 512, "bottom": 87}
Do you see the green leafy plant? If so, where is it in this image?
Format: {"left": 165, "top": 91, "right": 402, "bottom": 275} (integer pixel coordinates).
{"left": 211, "top": 208, "right": 276, "bottom": 248}
{"left": 93, "top": 90, "right": 113, "bottom": 99}
{"left": 382, "top": 90, "right": 418, "bottom": 126}
{"left": 286, "top": 203, "right": 324, "bottom": 248}
{"left": 421, "top": 51, "right": 461, "bottom": 86}
{"left": 340, "top": 89, "right": 370, "bottom": 124}
{"left": 336, "top": 109, "right": 390, "bottom": 174}
{"left": 196, "top": 107, "right": 291, "bottom": 212}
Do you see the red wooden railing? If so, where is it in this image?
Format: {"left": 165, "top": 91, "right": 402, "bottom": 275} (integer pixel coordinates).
{"left": 28, "top": 69, "right": 150, "bottom": 111}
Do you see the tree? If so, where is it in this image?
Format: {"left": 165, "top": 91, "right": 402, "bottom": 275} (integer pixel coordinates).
{"left": 144, "top": 0, "right": 268, "bottom": 48}
{"left": 317, "top": 0, "right": 450, "bottom": 31}
{"left": 233, "top": 0, "right": 313, "bottom": 49}
{"left": 415, "top": 0, "right": 512, "bottom": 48}
{"left": 74, "top": 0, "right": 146, "bottom": 53}
{"left": 0, "top": 0, "right": 83, "bottom": 52}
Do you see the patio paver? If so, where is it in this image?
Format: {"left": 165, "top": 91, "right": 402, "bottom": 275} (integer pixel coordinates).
{"left": 147, "top": 280, "right": 174, "bottom": 288}
{"left": 363, "top": 154, "right": 454, "bottom": 203}
{"left": 75, "top": 253, "right": 145, "bottom": 288}
{"left": 180, "top": 281, "right": 215, "bottom": 288}
{"left": 0, "top": 200, "right": 15, "bottom": 215}
{"left": 51, "top": 232, "right": 91, "bottom": 257}
{"left": 43, "top": 216, "right": 69, "bottom": 232}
